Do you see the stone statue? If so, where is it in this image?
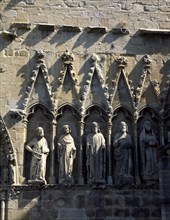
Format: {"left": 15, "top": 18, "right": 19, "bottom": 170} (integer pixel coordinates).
{"left": 165, "top": 131, "right": 170, "bottom": 156}
{"left": 140, "top": 120, "right": 159, "bottom": 181}
{"left": 113, "top": 121, "right": 134, "bottom": 185}
{"left": 86, "top": 122, "right": 106, "bottom": 184}
{"left": 58, "top": 125, "right": 76, "bottom": 184}
{"left": 25, "top": 127, "right": 49, "bottom": 184}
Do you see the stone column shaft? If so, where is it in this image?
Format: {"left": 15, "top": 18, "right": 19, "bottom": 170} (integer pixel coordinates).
{"left": 107, "top": 119, "right": 113, "bottom": 185}
{"left": 49, "top": 119, "right": 56, "bottom": 184}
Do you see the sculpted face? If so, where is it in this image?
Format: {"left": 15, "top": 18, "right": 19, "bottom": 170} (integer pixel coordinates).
{"left": 36, "top": 127, "right": 44, "bottom": 139}
{"left": 144, "top": 121, "right": 152, "bottom": 132}
{"left": 91, "top": 122, "right": 99, "bottom": 134}
{"left": 120, "top": 122, "right": 127, "bottom": 133}
{"left": 63, "top": 125, "right": 70, "bottom": 134}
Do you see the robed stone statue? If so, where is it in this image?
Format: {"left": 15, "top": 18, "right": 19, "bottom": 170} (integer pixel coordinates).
{"left": 86, "top": 122, "right": 106, "bottom": 184}
{"left": 58, "top": 125, "right": 76, "bottom": 184}
{"left": 113, "top": 121, "right": 134, "bottom": 185}
{"left": 140, "top": 120, "right": 159, "bottom": 181}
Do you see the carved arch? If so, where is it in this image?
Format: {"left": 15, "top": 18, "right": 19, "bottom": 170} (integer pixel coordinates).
{"left": 27, "top": 102, "right": 54, "bottom": 120}
{"left": 55, "top": 104, "right": 80, "bottom": 183}
{"left": 138, "top": 106, "right": 160, "bottom": 121}
{"left": 84, "top": 104, "right": 108, "bottom": 121}
{"left": 24, "top": 103, "right": 53, "bottom": 181}
{"left": 56, "top": 103, "right": 81, "bottom": 120}
{"left": 112, "top": 105, "right": 134, "bottom": 121}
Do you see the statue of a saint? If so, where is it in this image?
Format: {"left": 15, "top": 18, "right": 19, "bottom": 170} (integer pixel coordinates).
{"left": 25, "top": 127, "right": 49, "bottom": 184}
{"left": 113, "top": 121, "right": 134, "bottom": 185}
{"left": 58, "top": 125, "right": 76, "bottom": 184}
{"left": 140, "top": 120, "right": 159, "bottom": 181}
{"left": 86, "top": 122, "right": 106, "bottom": 184}
{"left": 165, "top": 131, "right": 170, "bottom": 156}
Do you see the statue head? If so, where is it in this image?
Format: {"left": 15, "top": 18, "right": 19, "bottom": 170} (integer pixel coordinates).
{"left": 91, "top": 122, "right": 100, "bottom": 134}
{"left": 36, "top": 127, "right": 44, "bottom": 139}
{"left": 120, "top": 121, "right": 128, "bottom": 133}
{"left": 63, "top": 125, "right": 71, "bottom": 134}
{"left": 143, "top": 120, "right": 152, "bottom": 132}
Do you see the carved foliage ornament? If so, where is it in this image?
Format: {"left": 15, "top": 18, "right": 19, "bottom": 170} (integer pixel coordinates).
{"left": 135, "top": 55, "right": 152, "bottom": 106}
{"left": 58, "top": 50, "right": 78, "bottom": 87}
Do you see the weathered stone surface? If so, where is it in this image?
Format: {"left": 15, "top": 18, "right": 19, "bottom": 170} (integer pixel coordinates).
{"left": 0, "top": 0, "right": 170, "bottom": 219}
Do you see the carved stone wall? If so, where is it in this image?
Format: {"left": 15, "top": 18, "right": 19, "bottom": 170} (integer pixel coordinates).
{"left": 0, "top": 0, "right": 170, "bottom": 220}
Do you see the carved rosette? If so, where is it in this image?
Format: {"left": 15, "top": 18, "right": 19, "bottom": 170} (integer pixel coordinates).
{"left": 58, "top": 50, "right": 78, "bottom": 88}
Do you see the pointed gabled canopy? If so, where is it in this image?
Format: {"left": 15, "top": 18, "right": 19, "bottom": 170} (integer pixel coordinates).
{"left": 110, "top": 56, "right": 134, "bottom": 112}
{"left": 80, "top": 54, "right": 109, "bottom": 114}
{"left": 22, "top": 51, "right": 55, "bottom": 115}
{"left": 55, "top": 50, "right": 79, "bottom": 108}
{"left": 136, "top": 55, "right": 160, "bottom": 110}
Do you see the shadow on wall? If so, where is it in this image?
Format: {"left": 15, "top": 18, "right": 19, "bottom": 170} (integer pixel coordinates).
{"left": 16, "top": 53, "right": 37, "bottom": 109}
{"left": 0, "top": 33, "right": 13, "bottom": 52}
{"left": 124, "top": 32, "right": 170, "bottom": 55}
{"left": 3, "top": 0, "right": 23, "bottom": 11}
{"left": 72, "top": 31, "right": 104, "bottom": 50}
{"left": 24, "top": 26, "right": 53, "bottom": 47}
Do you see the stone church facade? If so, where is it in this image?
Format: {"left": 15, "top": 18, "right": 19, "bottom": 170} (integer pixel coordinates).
{"left": 0, "top": 0, "right": 170, "bottom": 219}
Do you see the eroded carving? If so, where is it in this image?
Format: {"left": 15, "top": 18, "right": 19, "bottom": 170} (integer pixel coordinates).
{"left": 21, "top": 50, "right": 55, "bottom": 114}
{"left": 110, "top": 56, "right": 135, "bottom": 109}
{"left": 140, "top": 120, "right": 159, "bottom": 182}
{"left": 135, "top": 55, "right": 152, "bottom": 106}
{"left": 86, "top": 122, "right": 106, "bottom": 185}
{"left": 25, "top": 127, "right": 49, "bottom": 184}
{"left": 58, "top": 50, "right": 78, "bottom": 87}
{"left": 0, "top": 116, "right": 16, "bottom": 184}
{"left": 58, "top": 125, "right": 76, "bottom": 184}
{"left": 165, "top": 131, "right": 170, "bottom": 156}
{"left": 80, "top": 54, "right": 110, "bottom": 114}
{"left": 113, "top": 121, "right": 134, "bottom": 185}
{"left": 115, "top": 56, "right": 128, "bottom": 69}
